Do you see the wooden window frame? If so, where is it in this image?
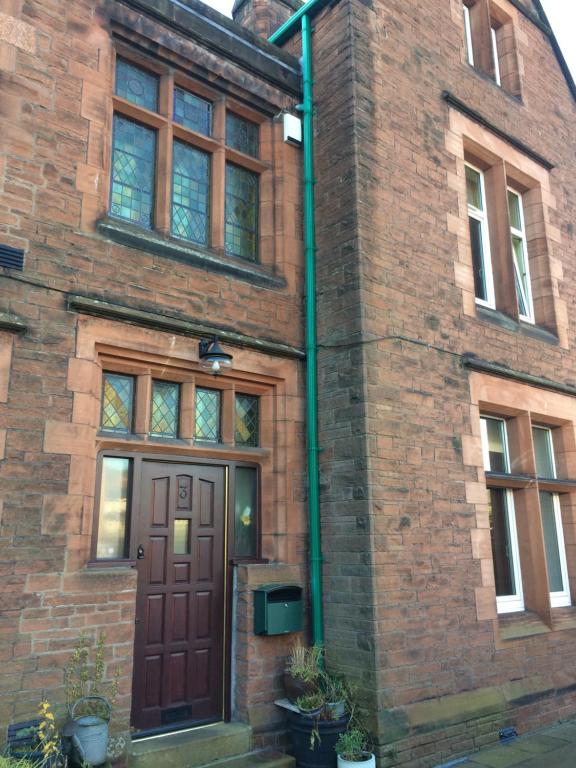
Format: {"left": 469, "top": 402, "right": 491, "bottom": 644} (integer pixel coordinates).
{"left": 466, "top": 162, "right": 496, "bottom": 309}
{"left": 464, "top": 144, "right": 542, "bottom": 326}
{"left": 481, "top": 416, "right": 524, "bottom": 613}
{"left": 480, "top": 412, "right": 575, "bottom": 616}
{"left": 507, "top": 186, "right": 534, "bottom": 324}
{"left": 90, "top": 451, "right": 262, "bottom": 565}
{"left": 110, "top": 47, "right": 271, "bottom": 264}
{"left": 461, "top": 0, "right": 521, "bottom": 97}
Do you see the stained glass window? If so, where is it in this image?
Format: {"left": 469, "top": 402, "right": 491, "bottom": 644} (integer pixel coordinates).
{"left": 235, "top": 394, "right": 259, "bottom": 447}
{"left": 96, "top": 457, "right": 131, "bottom": 559}
{"left": 115, "top": 58, "right": 159, "bottom": 112}
{"left": 110, "top": 115, "right": 156, "bottom": 228}
{"left": 174, "top": 87, "right": 211, "bottom": 135}
{"left": 172, "top": 141, "right": 210, "bottom": 246}
{"left": 234, "top": 467, "right": 257, "bottom": 557}
{"left": 195, "top": 388, "right": 220, "bottom": 442}
{"left": 101, "top": 373, "right": 134, "bottom": 433}
{"left": 150, "top": 380, "right": 180, "bottom": 438}
{"left": 226, "top": 112, "right": 259, "bottom": 157}
{"left": 225, "top": 163, "right": 258, "bottom": 261}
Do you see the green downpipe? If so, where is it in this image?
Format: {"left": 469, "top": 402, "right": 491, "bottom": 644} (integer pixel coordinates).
{"left": 301, "top": 13, "right": 324, "bottom": 648}
{"left": 270, "top": 2, "right": 324, "bottom": 649}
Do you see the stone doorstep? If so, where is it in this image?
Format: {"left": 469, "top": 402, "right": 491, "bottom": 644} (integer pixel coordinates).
{"left": 129, "top": 722, "right": 252, "bottom": 768}
{"left": 200, "top": 750, "right": 295, "bottom": 768}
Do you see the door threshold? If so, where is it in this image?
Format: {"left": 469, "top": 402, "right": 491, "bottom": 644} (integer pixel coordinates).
{"left": 132, "top": 719, "right": 224, "bottom": 742}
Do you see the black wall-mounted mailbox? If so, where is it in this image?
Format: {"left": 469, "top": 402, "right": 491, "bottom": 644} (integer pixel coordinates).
{"left": 253, "top": 584, "right": 303, "bottom": 636}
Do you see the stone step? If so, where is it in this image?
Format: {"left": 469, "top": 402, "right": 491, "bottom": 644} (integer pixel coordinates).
{"left": 130, "top": 723, "right": 252, "bottom": 768}
{"left": 201, "top": 749, "right": 295, "bottom": 768}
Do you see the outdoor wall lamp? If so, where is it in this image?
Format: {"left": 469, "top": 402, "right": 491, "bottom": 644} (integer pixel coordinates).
{"left": 198, "top": 337, "right": 233, "bottom": 374}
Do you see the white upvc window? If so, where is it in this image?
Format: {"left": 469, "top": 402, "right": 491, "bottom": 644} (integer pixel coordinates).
{"left": 466, "top": 163, "right": 495, "bottom": 309}
{"left": 533, "top": 426, "right": 571, "bottom": 608}
{"left": 507, "top": 188, "right": 534, "bottom": 323}
{"left": 463, "top": 4, "right": 475, "bottom": 66}
{"left": 491, "top": 26, "right": 501, "bottom": 86}
{"left": 481, "top": 416, "right": 524, "bottom": 613}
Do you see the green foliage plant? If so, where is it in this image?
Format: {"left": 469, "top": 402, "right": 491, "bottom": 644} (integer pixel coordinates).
{"left": 335, "top": 728, "right": 370, "bottom": 762}
{"left": 286, "top": 643, "right": 323, "bottom": 684}
{"left": 65, "top": 634, "right": 119, "bottom": 719}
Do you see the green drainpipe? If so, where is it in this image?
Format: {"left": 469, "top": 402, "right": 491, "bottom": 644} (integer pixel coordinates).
{"left": 270, "top": 9, "right": 324, "bottom": 648}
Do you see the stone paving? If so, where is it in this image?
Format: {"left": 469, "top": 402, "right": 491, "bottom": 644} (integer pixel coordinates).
{"left": 437, "top": 721, "right": 576, "bottom": 768}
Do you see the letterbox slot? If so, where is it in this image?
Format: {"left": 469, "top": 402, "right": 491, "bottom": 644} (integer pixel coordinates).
{"left": 268, "top": 588, "right": 299, "bottom": 603}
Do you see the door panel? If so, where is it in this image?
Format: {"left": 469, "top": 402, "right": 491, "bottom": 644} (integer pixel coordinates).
{"left": 132, "top": 461, "right": 226, "bottom": 730}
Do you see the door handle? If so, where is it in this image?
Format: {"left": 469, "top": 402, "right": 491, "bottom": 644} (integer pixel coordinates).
{"left": 137, "top": 545, "right": 145, "bottom": 560}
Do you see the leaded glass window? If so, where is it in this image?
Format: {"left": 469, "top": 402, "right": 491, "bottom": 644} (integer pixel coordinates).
{"left": 101, "top": 373, "right": 134, "bottom": 433}
{"left": 174, "top": 87, "right": 211, "bottom": 136}
{"left": 225, "top": 163, "right": 258, "bottom": 261}
{"left": 115, "top": 58, "right": 159, "bottom": 112}
{"left": 110, "top": 115, "right": 156, "bottom": 227}
{"left": 226, "top": 112, "right": 259, "bottom": 157}
{"left": 235, "top": 394, "right": 259, "bottom": 447}
{"left": 150, "top": 380, "right": 180, "bottom": 438}
{"left": 172, "top": 141, "right": 210, "bottom": 246}
{"left": 195, "top": 388, "right": 220, "bottom": 442}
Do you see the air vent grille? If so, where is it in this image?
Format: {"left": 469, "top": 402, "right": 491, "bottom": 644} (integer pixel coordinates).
{"left": 0, "top": 244, "right": 25, "bottom": 271}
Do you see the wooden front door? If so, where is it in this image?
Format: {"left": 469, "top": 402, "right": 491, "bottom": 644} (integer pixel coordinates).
{"left": 131, "top": 461, "right": 226, "bottom": 731}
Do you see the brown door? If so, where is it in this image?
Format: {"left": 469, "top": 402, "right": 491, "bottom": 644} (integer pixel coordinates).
{"left": 131, "top": 461, "right": 226, "bottom": 731}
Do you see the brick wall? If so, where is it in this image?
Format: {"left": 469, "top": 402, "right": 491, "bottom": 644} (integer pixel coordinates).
{"left": 305, "top": 0, "right": 576, "bottom": 763}
{"left": 0, "top": 0, "right": 306, "bottom": 738}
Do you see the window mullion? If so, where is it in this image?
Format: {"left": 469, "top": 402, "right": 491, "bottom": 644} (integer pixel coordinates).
{"left": 211, "top": 100, "right": 226, "bottom": 250}
{"left": 155, "top": 73, "right": 174, "bottom": 234}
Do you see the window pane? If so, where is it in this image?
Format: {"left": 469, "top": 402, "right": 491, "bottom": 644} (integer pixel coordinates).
{"left": 481, "top": 417, "right": 508, "bottom": 473}
{"left": 469, "top": 217, "right": 488, "bottom": 302}
{"left": 225, "top": 163, "right": 258, "bottom": 261}
{"left": 507, "top": 190, "right": 522, "bottom": 231}
{"left": 174, "top": 87, "right": 212, "bottom": 135}
{"left": 101, "top": 373, "right": 134, "bottom": 433}
{"left": 226, "top": 112, "right": 259, "bottom": 157}
{"left": 234, "top": 467, "right": 257, "bottom": 557}
{"left": 195, "top": 388, "right": 220, "bottom": 442}
{"left": 489, "top": 488, "right": 517, "bottom": 597}
{"left": 512, "top": 236, "right": 530, "bottom": 317}
{"left": 466, "top": 165, "right": 483, "bottom": 210}
{"left": 463, "top": 4, "right": 474, "bottom": 66}
{"left": 235, "top": 394, "right": 259, "bottom": 447}
{"left": 172, "top": 141, "right": 210, "bottom": 246}
{"left": 533, "top": 427, "right": 556, "bottom": 478}
{"left": 540, "top": 491, "right": 564, "bottom": 593}
{"left": 115, "top": 58, "right": 159, "bottom": 112}
{"left": 110, "top": 115, "right": 156, "bottom": 228}
{"left": 96, "top": 457, "right": 130, "bottom": 559}
{"left": 174, "top": 519, "right": 191, "bottom": 555}
{"left": 151, "top": 381, "right": 180, "bottom": 438}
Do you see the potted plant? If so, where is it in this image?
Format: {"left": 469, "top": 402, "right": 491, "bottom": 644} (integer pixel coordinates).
{"left": 321, "top": 672, "right": 348, "bottom": 720}
{"left": 296, "top": 692, "right": 325, "bottom": 718}
{"left": 284, "top": 643, "right": 323, "bottom": 703}
{"left": 64, "top": 634, "right": 119, "bottom": 767}
{"left": 336, "top": 728, "right": 375, "bottom": 767}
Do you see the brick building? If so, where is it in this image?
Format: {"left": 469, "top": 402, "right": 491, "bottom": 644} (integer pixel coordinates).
{"left": 0, "top": 0, "right": 308, "bottom": 761}
{"left": 1, "top": 0, "right": 576, "bottom": 767}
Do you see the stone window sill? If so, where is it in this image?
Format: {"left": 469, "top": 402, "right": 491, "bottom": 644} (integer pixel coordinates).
{"left": 97, "top": 217, "right": 286, "bottom": 291}
{"left": 476, "top": 305, "right": 559, "bottom": 346}
{"left": 498, "top": 610, "right": 550, "bottom": 641}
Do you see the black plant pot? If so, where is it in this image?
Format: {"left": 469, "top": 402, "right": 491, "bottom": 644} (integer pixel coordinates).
{"left": 288, "top": 711, "right": 348, "bottom": 768}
